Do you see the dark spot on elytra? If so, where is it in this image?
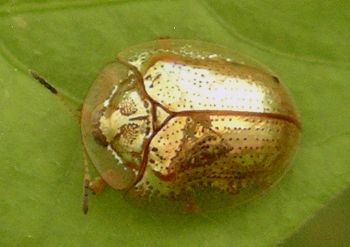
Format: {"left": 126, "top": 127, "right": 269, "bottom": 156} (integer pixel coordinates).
{"left": 153, "top": 74, "right": 161, "bottom": 82}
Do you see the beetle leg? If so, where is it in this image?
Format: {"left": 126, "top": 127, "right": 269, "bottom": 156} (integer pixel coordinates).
{"left": 182, "top": 192, "right": 200, "bottom": 214}
{"left": 157, "top": 36, "right": 171, "bottom": 40}
{"left": 89, "top": 176, "right": 107, "bottom": 194}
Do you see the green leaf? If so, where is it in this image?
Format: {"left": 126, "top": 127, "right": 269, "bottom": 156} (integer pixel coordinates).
{"left": 0, "top": 1, "right": 349, "bottom": 246}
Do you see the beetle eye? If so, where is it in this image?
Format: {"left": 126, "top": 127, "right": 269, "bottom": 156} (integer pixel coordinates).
{"left": 91, "top": 104, "right": 108, "bottom": 146}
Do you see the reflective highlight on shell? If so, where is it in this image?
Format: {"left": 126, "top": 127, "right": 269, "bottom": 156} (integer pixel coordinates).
{"left": 81, "top": 39, "right": 301, "bottom": 209}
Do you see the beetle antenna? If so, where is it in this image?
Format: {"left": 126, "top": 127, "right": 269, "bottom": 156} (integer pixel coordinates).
{"left": 31, "top": 70, "right": 90, "bottom": 213}
{"left": 31, "top": 70, "right": 58, "bottom": 94}
{"left": 82, "top": 152, "right": 91, "bottom": 214}
{"left": 30, "top": 70, "right": 81, "bottom": 121}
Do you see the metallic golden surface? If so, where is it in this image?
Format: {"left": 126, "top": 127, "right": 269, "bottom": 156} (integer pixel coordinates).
{"left": 81, "top": 39, "right": 301, "bottom": 209}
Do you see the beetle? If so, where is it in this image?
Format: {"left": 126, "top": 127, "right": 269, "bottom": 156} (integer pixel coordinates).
{"left": 32, "top": 39, "right": 301, "bottom": 213}
{"left": 78, "top": 39, "right": 301, "bottom": 213}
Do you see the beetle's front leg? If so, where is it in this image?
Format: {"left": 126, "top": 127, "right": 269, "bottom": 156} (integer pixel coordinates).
{"left": 89, "top": 176, "right": 107, "bottom": 194}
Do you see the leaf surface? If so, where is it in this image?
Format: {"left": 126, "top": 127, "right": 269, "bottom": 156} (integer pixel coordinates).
{"left": 0, "top": 1, "right": 349, "bottom": 246}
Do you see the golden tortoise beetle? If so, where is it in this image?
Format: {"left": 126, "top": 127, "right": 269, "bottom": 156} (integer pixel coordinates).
{"left": 81, "top": 39, "right": 301, "bottom": 212}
